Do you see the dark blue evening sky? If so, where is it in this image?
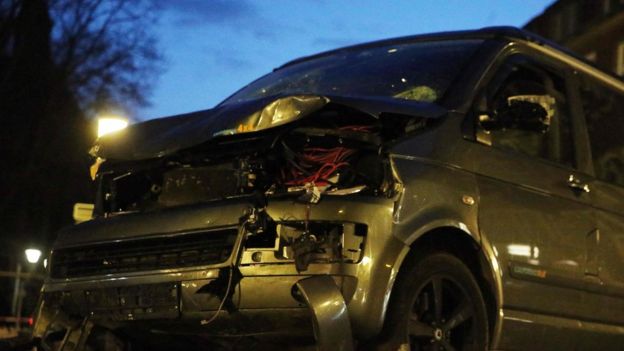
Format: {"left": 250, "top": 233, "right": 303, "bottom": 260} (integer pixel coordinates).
{"left": 140, "top": 1, "right": 554, "bottom": 120}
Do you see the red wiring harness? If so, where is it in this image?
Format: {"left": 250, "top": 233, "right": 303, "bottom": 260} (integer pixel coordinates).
{"left": 282, "top": 126, "right": 372, "bottom": 186}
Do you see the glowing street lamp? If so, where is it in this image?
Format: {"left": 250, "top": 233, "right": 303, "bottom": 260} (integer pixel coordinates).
{"left": 24, "top": 248, "right": 42, "bottom": 264}
{"left": 13, "top": 248, "right": 43, "bottom": 329}
{"left": 97, "top": 116, "right": 128, "bottom": 137}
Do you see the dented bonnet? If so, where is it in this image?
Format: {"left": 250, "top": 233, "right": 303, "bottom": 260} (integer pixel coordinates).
{"left": 91, "top": 94, "right": 446, "bottom": 161}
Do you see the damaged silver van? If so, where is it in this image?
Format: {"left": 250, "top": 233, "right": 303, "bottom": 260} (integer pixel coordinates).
{"left": 34, "top": 27, "right": 624, "bottom": 350}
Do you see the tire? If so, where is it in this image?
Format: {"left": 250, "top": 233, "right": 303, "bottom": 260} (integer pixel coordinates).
{"left": 381, "top": 252, "right": 489, "bottom": 351}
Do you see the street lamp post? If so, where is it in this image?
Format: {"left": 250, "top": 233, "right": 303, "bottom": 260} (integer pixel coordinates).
{"left": 12, "top": 248, "right": 42, "bottom": 330}
{"left": 10, "top": 262, "right": 21, "bottom": 329}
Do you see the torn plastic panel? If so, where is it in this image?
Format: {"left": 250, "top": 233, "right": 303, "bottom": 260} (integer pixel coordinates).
{"left": 294, "top": 276, "right": 354, "bottom": 351}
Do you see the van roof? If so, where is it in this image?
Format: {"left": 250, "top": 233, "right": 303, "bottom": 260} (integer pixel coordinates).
{"left": 279, "top": 27, "right": 566, "bottom": 67}
{"left": 278, "top": 26, "right": 624, "bottom": 89}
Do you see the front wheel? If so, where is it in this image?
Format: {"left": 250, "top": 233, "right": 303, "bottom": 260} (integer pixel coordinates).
{"left": 384, "top": 253, "right": 489, "bottom": 351}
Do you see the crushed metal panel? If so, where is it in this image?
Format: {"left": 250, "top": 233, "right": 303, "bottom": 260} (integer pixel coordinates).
{"left": 92, "top": 95, "right": 329, "bottom": 161}
{"left": 213, "top": 95, "right": 329, "bottom": 136}
{"left": 90, "top": 94, "right": 445, "bottom": 162}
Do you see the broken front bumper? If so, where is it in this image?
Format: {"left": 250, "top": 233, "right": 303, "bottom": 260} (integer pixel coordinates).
{"left": 35, "top": 196, "right": 406, "bottom": 347}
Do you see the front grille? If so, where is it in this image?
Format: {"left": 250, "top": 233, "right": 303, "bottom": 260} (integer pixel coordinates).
{"left": 51, "top": 228, "right": 238, "bottom": 279}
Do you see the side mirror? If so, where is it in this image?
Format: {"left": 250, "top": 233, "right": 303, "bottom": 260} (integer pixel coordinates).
{"left": 480, "top": 94, "right": 555, "bottom": 133}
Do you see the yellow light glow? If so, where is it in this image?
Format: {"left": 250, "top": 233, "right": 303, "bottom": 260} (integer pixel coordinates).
{"left": 98, "top": 117, "right": 128, "bottom": 137}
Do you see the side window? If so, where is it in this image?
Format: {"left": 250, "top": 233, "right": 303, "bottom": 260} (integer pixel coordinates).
{"left": 579, "top": 75, "right": 624, "bottom": 186}
{"left": 476, "top": 58, "right": 574, "bottom": 167}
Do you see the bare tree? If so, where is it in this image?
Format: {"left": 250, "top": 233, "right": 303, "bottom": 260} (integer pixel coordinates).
{"left": 0, "top": 0, "right": 162, "bottom": 260}
{"left": 50, "top": 0, "right": 162, "bottom": 112}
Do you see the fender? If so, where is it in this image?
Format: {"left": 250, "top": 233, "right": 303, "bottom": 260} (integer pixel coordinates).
{"left": 386, "top": 218, "right": 505, "bottom": 348}
{"left": 377, "top": 149, "right": 504, "bottom": 344}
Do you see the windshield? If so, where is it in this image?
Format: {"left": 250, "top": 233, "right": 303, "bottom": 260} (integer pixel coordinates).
{"left": 221, "top": 39, "right": 482, "bottom": 106}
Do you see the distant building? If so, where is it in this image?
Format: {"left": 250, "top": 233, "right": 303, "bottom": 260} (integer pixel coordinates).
{"left": 525, "top": 0, "right": 624, "bottom": 76}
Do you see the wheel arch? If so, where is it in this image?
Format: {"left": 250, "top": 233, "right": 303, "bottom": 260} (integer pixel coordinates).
{"left": 382, "top": 225, "right": 502, "bottom": 346}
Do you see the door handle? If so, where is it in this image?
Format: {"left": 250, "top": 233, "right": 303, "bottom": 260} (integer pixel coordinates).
{"left": 567, "top": 174, "right": 590, "bottom": 193}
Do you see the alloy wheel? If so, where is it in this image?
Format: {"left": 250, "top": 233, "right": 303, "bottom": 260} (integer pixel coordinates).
{"left": 407, "top": 275, "right": 478, "bottom": 351}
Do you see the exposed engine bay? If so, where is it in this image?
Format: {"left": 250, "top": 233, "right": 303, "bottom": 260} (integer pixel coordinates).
{"left": 93, "top": 100, "right": 433, "bottom": 216}
{"left": 96, "top": 120, "right": 386, "bottom": 214}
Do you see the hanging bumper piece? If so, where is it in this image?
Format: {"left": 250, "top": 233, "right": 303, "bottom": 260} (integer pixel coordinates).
{"left": 295, "top": 275, "right": 354, "bottom": 351}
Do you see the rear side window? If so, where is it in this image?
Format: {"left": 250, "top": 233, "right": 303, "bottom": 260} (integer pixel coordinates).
{"left": 580, "top": 75, "right": 624, "bottom": 186}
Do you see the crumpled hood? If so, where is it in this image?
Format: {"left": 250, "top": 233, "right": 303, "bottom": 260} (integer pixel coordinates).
{"left": 92, "top": 94, "right": 447, "bottom": 161}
